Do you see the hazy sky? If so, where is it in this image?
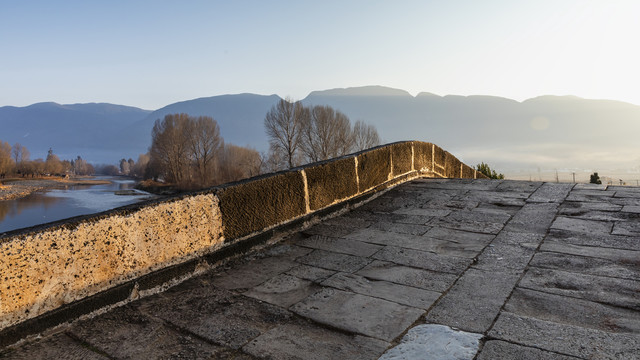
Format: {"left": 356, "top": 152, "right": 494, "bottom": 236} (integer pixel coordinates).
{"left": 2, "top": 0, "right": 639, "bottom": 109}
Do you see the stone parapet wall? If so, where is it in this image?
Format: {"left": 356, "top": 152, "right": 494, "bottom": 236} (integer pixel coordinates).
{"left": 0, "top": 141, "right": 482, "bottom": 338}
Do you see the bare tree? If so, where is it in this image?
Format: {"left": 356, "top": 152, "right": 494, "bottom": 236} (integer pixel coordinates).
{"left": 300, "top": 105, "right": 354, "bottom": 162}
{"left": 264, "top": 98, "right": 309, "bottom": 168}
{"left": 218, "top": 144, "right": 262, "bottom": 183}
{"left": 149, "top": 113, "right": 190, "bottom": 184}
{"left": 11, "top": 143, "right": 29, "bottom": 165}
{"left": 0, "top": 141, "right": 13, "bottom": 177}
{"left": 186, "top": 116, "right": 223, "bottom": 187}
{"left": 352, "top": 120, "right": 381, "bottom": 151}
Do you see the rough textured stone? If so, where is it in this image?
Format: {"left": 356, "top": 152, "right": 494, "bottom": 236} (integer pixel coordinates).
{"left": 520, "top": 267, "right": 640, "bottom": 310}
{"left": 0, "top": 193, "right": 223, "bottom": 330}
{"left": 559, "top": 200, "right": 623, "bottom": 214}
{"left": 211, "top": 256, "right": 299, "bottom": 290}
{"left": 379, "top": 324, "right": 482, "bottom": 360}
{"left": 504, "top": 202, "right": 558, "bottom": 234}
{"left": 304, "top": 156, "right": 358, "bottom": 211}
{"left": 322, "top": 272, "right": 441, "bottom": 309}
{"left": 140, "top": 283, "right": 294, "bottom": 350}
{"left": 243, "top": 273, "right": 319, "bottom": 308}
{"left": 545, "top": 228, "right": 640, "bottom": 251}
{"left": 426, "top": 268, "right": 521, "bottom": 333}
{"left": 505, "top": 287, "right": 640, "bottom": 333}
{"left": 243, "top": 323, "right": 389, "bottom": 360}
{"left": 356, "top": 260, "right": 458, "bottom": 292}
{"left": 444, "top": 152, "right": 462, "bottom": 178}
{"left": 432, "top": 144, "right": 446, "bottom": 175}
{"left": 357, "top": 146, "right": 392, "bottom": 192}
{"left": 423, "top": 227, "right": 495, "bottom": 245}
{"left": 296, "top": 235, "right": 383, "bottom": 257}
{"left": 540, "top": 240, "right": 640, "bottom": 264}
{"left": 461, "top": 164, "right": 475, "bottom": 179}
{"left": 0, "top": 333, "right": 108, "bottom": 360}
{"left": 373, "top": 246, "right": 472, "bottom": 274}
{"left": 613, "top": 220, "right": 640, "bottom": 236}
{"left": 369, "top": 221, "right": 431, "bottom": 235}
{"left": 526, "top": 182, "right": 573, "bottom": 203}
{"left": 296, "top": 249, "right": 372, "bottom": 272}
{"left": 69, "top": 304, "right": 221, "bottom": 359}
{"left": 489, "top": 311, "right": 640, "bottom": 359}
{"left": 477, "top": 340, "right": 577, "bottom": 360}
{"left": 530, "top": 251, "right": 640, "bottom": 280}
{"left": 412, "top": 141, "right": 433, "bottom": 172}
{"left": 550, "top": 216, "right": 613, "bottom": 234}
{"left": 391, "top": 142, "right": 414, "bottom": 176}
{"left": 291, "top": 288, "right": 423, "bottom": 342}
{"left": 218, "top": 171, "right": 306, "bottom": 239}
{"left": 285, "top": 264, "right": 336, "bottom": 282}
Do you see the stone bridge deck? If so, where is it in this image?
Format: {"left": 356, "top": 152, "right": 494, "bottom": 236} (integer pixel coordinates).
{"left": 2, "top": 178, "right": 639, "bottom": 359}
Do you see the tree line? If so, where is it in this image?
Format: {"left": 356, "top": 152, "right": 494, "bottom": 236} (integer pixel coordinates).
{"left": 264, "top": 98, "right": 380, "bottom": 171}
{"left": 144, "top": 113, "right": 262, "bottom": 189}
{"left": 0, "top": 141, "right": 93, "bottom": 179}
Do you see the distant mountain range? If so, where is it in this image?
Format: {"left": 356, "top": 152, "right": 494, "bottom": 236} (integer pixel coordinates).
{"left": 1, "top": 86, "right": 639, "bottom": 173}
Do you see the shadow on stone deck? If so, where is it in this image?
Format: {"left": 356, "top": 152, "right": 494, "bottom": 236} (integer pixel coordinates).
{"left": 2, "top": 178, "right": 639, "bottom": 359}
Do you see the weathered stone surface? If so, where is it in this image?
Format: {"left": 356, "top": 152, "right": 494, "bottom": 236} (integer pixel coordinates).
{"left": 243, "top": 274, "right": 319, "bottom": 308}
{"left": 613, "top": 220, "right": 640, "bottom": 236}
{"left": 393, "top": 207, "right": 452, "bottom": 217}
{"left": 347, "top": 228, "right": 482, "bottom": 257}
{"left": 0, "top": 333, "right": 108, "bottom": 360}
{"left": 426, "top": 268, "right": 521, "bottom": 333}
{"left": 505, "top": 287, "right": 640, "bottom": 333}
{"left": 477, "top": 340, "right": 577, "bottom": 360}
{"left": 302, "top": 223, "right": 359, "bottom": 237}
{"left": 291, "top": 288, "right": 423, "bottom": 341}
{"left": 503, "top": 202, "right": 558, "bottom": 234}
{"left": 140, "top": 283, "right": 294, "bottom": 349}
{"left": 550, "top": 216, "right": 613, "bottom": 234}
{"left": 304, "top": 156, "right": 358, "bottom": 211}
{"left": 322, "top": 272, "right": 441, "bottom": 309}
{"left": 444, "top": 152, "right": 462, "bottom": 178}
{"left": 432, "top": 144, "right": 446, "bottom": 175}
{"left": 412, "top": 142, "right": 433, "bottom": 172}
{"left": 243, "top": 323, "right": 389, "bottom": 360}
{"left": 559, "top": 200, "right": 623, "bottom": 214}
{"left": 369, "top": 221, "right": 431, "bottom": 235}
{"left": 519, "top": 267, "right": 640, "bottom": 310}
{"left": 218, "top": 170, "right": 306, "bottom": 239}
{"left": 496, "top": 180, "right": 541, "bottom": 193}
{"left": 461, "top": 163, "right": 475, "bottom": 179}
{"left": 391, "top": 142, "right": 414, "bottom": 176}
{"left": 473, "top": 241, "right": 538, "bottom": 272}
{"left": 526, "top": 182, "right": 573, "bottom": 203}
{"left": 373, "top": 246, "right": 472, "bottom": 275}
{"left": 285, "top": 264, "right": 336, "bottom": 282}
{"left": 296, "top": 249, "right": 372, "bottom": 272}
{"left": 0, "top": 193, "right": 223, "bottom": 330}
{"left": 379, "top": 324, "right": 481, "bottom": 360}
{"left": 622, "top": 205, "right": 640, "bottom": 213}
{"left": 296, "top": 235, "right": 383, "bottom": 257}
{"left": 69, "top": 304, "right": 221, "bottom": 359}
{"left": 530, "top": 251, "right": 640, "bottom": 280}
{"left": 384, "top": 213, "right": 432, "bottom": 225}
{"left": 357, "top": 146, "right": 391, "bottom": 192}
{"left": 545, "top": 228, "right": 640, "bottom": 251}
{"left": 356, "top": 260, "right": 458, "bottom": 292}
{"left": 428, "top": 209, "right": 508, "bottom": 234}
{"left": 423, "top": 226, "right": 495, "bottom": 245}
{"left": 540, "top": 240, "right": 640, "bottom": 263}
{"left": 489, "top": 311, "right": 640, "bottom": 359}
{"left": 211, "top": 256, "right": 299, "bottom": 290}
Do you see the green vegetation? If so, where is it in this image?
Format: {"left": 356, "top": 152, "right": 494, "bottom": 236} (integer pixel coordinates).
{"left": 476, "top": 162, "right": 505, "bottom": 179}
{"left": 590, "top": 172, "right": 602, "bottom": 184}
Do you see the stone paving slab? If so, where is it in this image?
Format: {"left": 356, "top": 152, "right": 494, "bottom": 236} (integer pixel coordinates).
{"left": 559, "top": 200, "right": 623, "bottom": 213}
{"left": 296, "top": 235, "right": 383, "bottom": 257}
{"left": 211, "top": 256, "right": 302, "bottom": 290}
{"left": 550, "top": 216, "right": 614, "bottom": 234}
{"left": 540, "top": 240, "right": 640, "bottom": 263}
{"left": 290, "top": 288, "right": 424, "bottom": 342}
{"left": 356, "top": 260, "right": 458, "bottom": 292}
{"left": 425, "top": 268, "right": 522, "bottom": 333}
{"left": 520, "top": 267, "right": 640, "bottom": 310}
{"left": 243, "top": 323, "right": 389, "bottom": 360}
{"left": 531, "top": 251, "right": 640, "bottom": 281}
{"left": 138, "top": 281, "right": 295, "bottom": 350}
{"left": 369, "top": 220, "right": 431, "bottom": 235}
{"left": 379, "top": 324, "right": 482, "bottom": 360}
{"left": 243, "top": 273, "right": 320, "bottom": 308}
{"left": 321, "top": 272, "right": 441, "bottom": 309}
{"left": 504, "top": 287, "right": 640, "bottom": 333}
{"left": 545, "top": 228, "right": 640, "bottom": 251}
{"left": 296, "top": 249, "right": 372, "bottom": 272}
{"left": 526, "top": 182, "right": 573, "bottom": 203}
{"left": 489, "top": 311, "right": 640, "bottom": 359}
{"left": 477, "top": 340, "right": 579, "bottom": 360}
{"left": 284, "top": 264, "right": 336, "bottom": 282}
{"left": 422, "top": 226, "right": 495, "bottom": 244}
{"left": 69, "top": 304, "right": 223, "bottom": 359}
{"left": 503, "top": 202, "right": 558, "bottom": 234}
{"left": 612, "top": 220, "right": 640, "bottom": 236}
{"left": 373, "top": 245, "right": 472, "bottom": 275}
{"left": 0, "top": 333, "right": 108, "bottom": 360}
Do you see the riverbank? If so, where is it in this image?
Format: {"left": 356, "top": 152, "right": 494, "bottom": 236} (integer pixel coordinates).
{"left": 0, "top": 177, "right": 112, "bottom": 201}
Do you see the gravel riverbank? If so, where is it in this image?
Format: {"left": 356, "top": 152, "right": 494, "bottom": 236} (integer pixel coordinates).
{"left": 0, "top": 178, "right": 111, "bottom": 201}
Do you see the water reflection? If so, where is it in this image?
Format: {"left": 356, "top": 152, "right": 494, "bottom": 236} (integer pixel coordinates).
{"left": 0, "top": 177, "right": 151, "bottom": 234}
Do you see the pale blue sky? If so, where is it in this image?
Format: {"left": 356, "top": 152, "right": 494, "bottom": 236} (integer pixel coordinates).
{"left": 1, "top": 0, "right": 639, "bottom": 109}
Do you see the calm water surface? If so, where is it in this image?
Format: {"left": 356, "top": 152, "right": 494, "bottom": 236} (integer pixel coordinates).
{"left": 0, "top": 177, "right": 153, "bottom": 234}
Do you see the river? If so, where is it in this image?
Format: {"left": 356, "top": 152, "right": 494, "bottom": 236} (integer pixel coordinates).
{"left": 0, "top": 177, "right": 154, "bottom": 234}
